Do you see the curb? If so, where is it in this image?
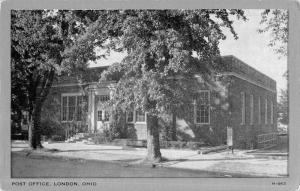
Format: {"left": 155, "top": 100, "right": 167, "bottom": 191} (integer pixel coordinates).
{"left": 12, "top": 150, "right": 145, "bottom": 166}
{"left": 197, "top": 145, "right": 229, "bottom": 155}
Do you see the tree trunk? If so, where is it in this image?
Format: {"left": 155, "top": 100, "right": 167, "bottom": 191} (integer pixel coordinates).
{"left": 28, "top": 69, "right": 55, "bottom": 149}
{"left": 170, "top": 113, "right": 177, "bottom": 141}
{"left": 29, "top": 101, "right": 43, "bottom": 149}
{"left": 146, "top": 114, "right": 162, "bottom": 162}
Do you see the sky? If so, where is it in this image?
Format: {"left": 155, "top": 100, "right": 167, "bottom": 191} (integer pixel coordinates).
{"left": 219, "top": 9, "right": 287, "bottom": 93}
{"left": 89, "top": 9, "right": 288, "bottom": 94}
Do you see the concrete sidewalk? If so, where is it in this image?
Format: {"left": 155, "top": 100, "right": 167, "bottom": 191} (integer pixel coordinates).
{"left": 11, "top": 141, "right": 288, "bottom": 177}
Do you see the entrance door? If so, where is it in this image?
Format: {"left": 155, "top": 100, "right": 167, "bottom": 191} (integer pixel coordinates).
{"left": 95, "top": 95, "right": 110, "bottom": 133}
{"left": 96, "top": 109, "right": 110, "bottom": 132}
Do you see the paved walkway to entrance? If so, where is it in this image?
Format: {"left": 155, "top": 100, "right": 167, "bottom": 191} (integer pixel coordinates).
{"left": 11, "top": 141, "right": 288, "bottom": 177}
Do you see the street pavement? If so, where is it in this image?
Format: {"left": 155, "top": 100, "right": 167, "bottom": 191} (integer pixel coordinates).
{"left": 12, "top": 152, "right": 235, "bottom": 178}
{"left": 11, "top": 141, "right": 288, "bottom": 177}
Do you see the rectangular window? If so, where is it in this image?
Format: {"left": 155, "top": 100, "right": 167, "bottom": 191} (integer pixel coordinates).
{"left": 195, "top": 91, "right": 210, "bottom": 124}
{"left": 271, "top": 101, "right": 274, "bottom": 124}
{"left": 62, "top": 97, "right": 68, "bottom": 121}
{"left": 265, "top": 98, "right": 268, "bottom": 124}
{"left": 136, "top": 110, "right": 146, "bottom": 122}
{"left": 99, "top": 95, "right": 110, "bottom": 102}
{"left": 77, "top": 96, "right": 82, "bottom": 121}
{"left": 241, "top": 92, "right": 245, "bottom": 125}
{"left": 258, "top": 96, "right": 261, "bottom": 124}
{"left": 104, "top": 111, "right": 110, "bottom": 122}
{"left": 250, "top": 94, "right": 254, "bottom": 125}
{"left": 68, "top": 96, "right": 76, "bottom": 121}
{"left": 97, "top": 110, "right": 102, "bottom": 121}
{"left": 96, "top": 94, "right": 110, "bottom": 122}
{"left": 61, "top": 94, "right": 82, "bottom": 122}
{"left": 126, "top": 111, "right": 134, "bottom": 123}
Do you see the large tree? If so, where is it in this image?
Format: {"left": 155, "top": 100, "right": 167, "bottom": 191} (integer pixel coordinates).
{"left": 11, "top": 10, "right": 100, "bottom": 149}
{"left": 258, "top": 9, "right": 288, "bottom": 57}
{"left": 72, "top": 10, "right": 246, "bottom": 162}
{"left": 277, "top": 72, "right": 288, "bottom": 126}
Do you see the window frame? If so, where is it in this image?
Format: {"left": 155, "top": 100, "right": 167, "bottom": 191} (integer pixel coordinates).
{"left": 265, "top": 98, "right": 268, "bottom": 124}
{"left": 241, "top": 92, "right": 246, "bottom": 125}
{"left": 258, "top": 96, "right": 261, "bottom": 124}
{"left": 62, "top": 96, "right": 68, "bottom": 122}
{"left": 126, "top": 110, "right": 134, "bottom": 123}
{"left": 76, "top": 96, "right": 83, "bottom": 121}
{"left": 135, "top": 109, "right": 147, "bottom": 124}
{"left": 96, "top": 94, "right": 110, "bottom": 123}
{"left": 250, "top": 94, "right": 254, "bottom": 125}
{"left": 194, "top": 90, "right": 210, "bottom": 125}
{"left": 61, "top": 93, "right": 83, "bottom": 123}
{"left": 97, "top": 110, "right": 103, "bottom": 121}
{"left": 68, "top": 96, "right": 76, "bottom": 121}
{"left": 125, "top": 109, "right": 147, "bottom": 124}
{"left": 270, "top": 101, "right": 274, "bottom": 124}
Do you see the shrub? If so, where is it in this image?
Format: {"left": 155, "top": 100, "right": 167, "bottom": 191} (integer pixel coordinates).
{"left": 91, "top": 133, "right": 110, "bottom": 144}
{"left": 102, "top": 125, "right": 117, "bottom": 142}
{"left": 51, "top": 135, "right": 65, "bottom": 141}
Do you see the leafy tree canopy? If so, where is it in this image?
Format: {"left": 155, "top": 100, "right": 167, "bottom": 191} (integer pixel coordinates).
{"left": 11, "top": 10, "right": 101, "bottom": 148}
{"left": 72, "top": 10, "right": 247, "bottom": 117}
{"left": 258, "top": 9, "right": 288, "bottom": 57}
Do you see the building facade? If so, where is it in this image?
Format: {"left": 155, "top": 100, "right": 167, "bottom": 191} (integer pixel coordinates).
{"left": 41, "top": 55, "right": 277, "bottom": 149}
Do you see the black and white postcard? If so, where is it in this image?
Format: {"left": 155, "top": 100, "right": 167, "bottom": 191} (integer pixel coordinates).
{"left": 1, "top": 0, "right": 300, "bottom": 191}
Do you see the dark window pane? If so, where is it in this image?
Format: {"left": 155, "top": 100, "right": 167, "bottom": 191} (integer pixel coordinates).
{"left": 62, "top": 97, "right": 67, "bottom": 121}
{"left": 62, "top": 107, "right": 67, "bottom": 121}
{"left": 77, "top": 96, "right": 82, "bottom": 121}
{"left": 99, "top": 95, "right": 110, "bottom": 102}
{"left": 127, "top": 111, "right": 134, "bottom": 122}
{"left": 136, "top": 110, "right": 145, "bottom": 122}
{"left": 68, "top": 96, "right": 76, "bottom": 121}
{"left": 196, "top": 92, "right": 210, "bottom": 123}
{"left": 104, "top": 111, "right": 110, "bottom": 121}
{"left": 97, "top": 110, "right": 102, "bottom": 121}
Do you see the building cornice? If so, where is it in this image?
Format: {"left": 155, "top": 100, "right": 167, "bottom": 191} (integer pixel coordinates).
{"left": 222, "top": 72, "right": 276, "bottom": 93}
{"left": 51, "top": 73, "right": 276, "bottom": 94}
{"left": 51, "top": 81, "right": 116, "bottom": 88}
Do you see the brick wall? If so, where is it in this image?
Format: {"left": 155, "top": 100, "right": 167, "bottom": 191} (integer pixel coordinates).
{"left": 175, "top": 82, "right": 230, "bottom": 146}
{"left": 228, "top": 75, "right": 277, "bottom": 149}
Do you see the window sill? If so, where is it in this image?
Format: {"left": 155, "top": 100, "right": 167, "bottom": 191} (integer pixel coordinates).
{"left": 195, "top": 123, "right": 210, "bottom": 125}
{"left": 135, "top": 122, "right": 146, "bottom": 124}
